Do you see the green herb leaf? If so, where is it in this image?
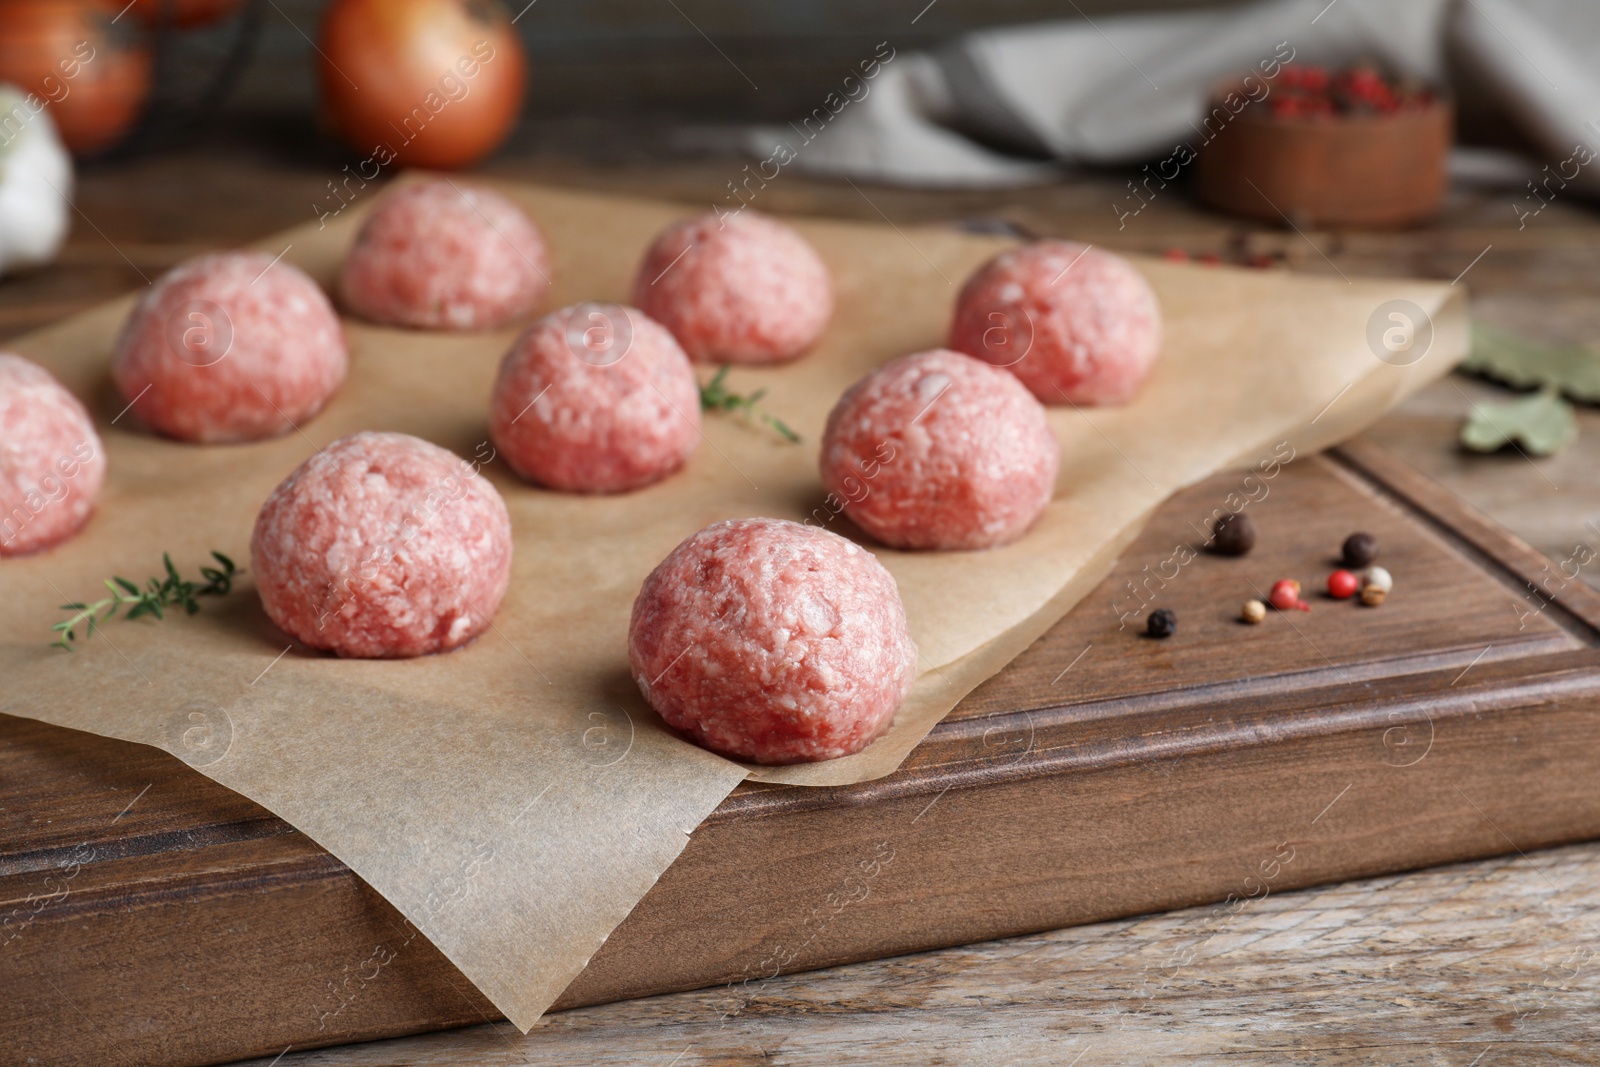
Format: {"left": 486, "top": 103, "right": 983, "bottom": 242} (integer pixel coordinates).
{"left": 699, "top": 367, "right": 802, "bottom": 444}
{"left": 1461, "top": 386, "right": 1578, "bottom": 456}
{"left": 1464, "top": 324, "right": 1600, "bottom": 402}
{"left": 51, "top": 551, "right": 241, "bottom": 649}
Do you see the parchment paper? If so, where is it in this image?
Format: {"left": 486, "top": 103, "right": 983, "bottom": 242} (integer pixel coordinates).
{"left": 0, "top": 180, "right": 1465, "bottom": 1029}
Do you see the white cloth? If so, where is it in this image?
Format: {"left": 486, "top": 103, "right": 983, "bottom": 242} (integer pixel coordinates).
{"left": 747, "top": 0, "right": 1600, "bottom": 192}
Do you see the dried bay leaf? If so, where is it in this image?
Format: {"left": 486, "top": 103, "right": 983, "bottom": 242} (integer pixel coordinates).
{"left": 1460, "top": 385, "right": 1578, "bottom": 456}
{"left": 1464, "top": 324, "right": 1600, "bottom": 402}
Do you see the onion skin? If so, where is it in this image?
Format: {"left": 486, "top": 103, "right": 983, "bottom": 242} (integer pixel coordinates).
{"left": 317, "top": 0, "right": 527, "bottom": 170}
{"left": 0, "top": 0, "right": 153, "bottom": 156}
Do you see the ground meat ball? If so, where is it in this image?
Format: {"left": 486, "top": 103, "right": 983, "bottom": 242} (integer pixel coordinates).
{"left": 0, "top": 354, "right": 106, "bottom": 557}
{"left": 631, "top": 211, "right": 832, "bottom": 364}
{"left": 339, "top": 180, "right": 550, "bottom": 331}
{"left": 112, "top": 252, "right": 347, "bottom": 443}
{"left": 251, "top": 432, "right": 512, "bottom": 659}
{"left": 949, "top": 240, "right": 1162, "bottom": 405}
{"left": 629, "top": 518, "right": 917, "bottom": 765}
{"left": 820, "top": 349, "right": 1058, "bottom": 551}
{"left": 489, "top": 304, "right": 700, "bottom": 493}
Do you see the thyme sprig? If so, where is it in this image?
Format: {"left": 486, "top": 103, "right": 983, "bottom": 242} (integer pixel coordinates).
{"left": 52, "top": 551, "right": 239, "bottom": 650}
{"left": 699, "top": 366, "right": 801, "bottom": 443}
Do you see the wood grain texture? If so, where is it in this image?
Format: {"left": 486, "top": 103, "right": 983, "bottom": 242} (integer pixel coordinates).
{"left": 4, "top": 120, "right": 1600, "bottom": 1067}
{"left": 222, "top": 844, "right": 1600, "bottom": 1067}
{"left": 9, "top": 446, "right": 1600, "bottom": 1067}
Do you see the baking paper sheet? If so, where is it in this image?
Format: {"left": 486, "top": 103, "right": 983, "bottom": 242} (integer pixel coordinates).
{"left": 0, "top": 180, "right": 1465, "bottom": 1028}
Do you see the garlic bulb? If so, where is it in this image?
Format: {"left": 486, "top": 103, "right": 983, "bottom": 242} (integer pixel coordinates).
{"left": 0, "top": 84, "right": 73, "bottom": 278}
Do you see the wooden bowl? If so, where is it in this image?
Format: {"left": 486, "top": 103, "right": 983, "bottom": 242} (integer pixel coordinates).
{"left": 1195, "top": 97, "right": 1453, "bottom": 229}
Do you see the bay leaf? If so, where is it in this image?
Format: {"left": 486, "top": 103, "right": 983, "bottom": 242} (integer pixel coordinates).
{"left": 1460, "top": 385, "right": 1578, "bottom": 456}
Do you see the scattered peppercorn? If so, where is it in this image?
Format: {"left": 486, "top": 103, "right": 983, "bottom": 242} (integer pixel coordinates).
{"left": 1212, "top": 512, "right": 1257, "bottom": 556}
{"left": 1327, "top": 569, "right": 1359, "bottom": 599}
{"left": 1147, "top": 608, "right": 1178, "bottom": 638}
{"left": 1342, "top": 532, "right": 1378, "bottom": 568}
{"left": 1241, "top": 599, "right": 1267, "bottom": 624}
{"left": 1360, "top": 585, "right": 1387, "bottom": 606}
{"left": 1362, "top": 565, "right": 1393, "bottom": 594}
{"left": 1269, "top": 578, "right": 1310, "bottom": 612}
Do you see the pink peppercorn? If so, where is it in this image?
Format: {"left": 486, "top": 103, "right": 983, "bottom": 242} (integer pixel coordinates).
{"left": 1270, "top": 579, "right": 1309, "bottom": 612}
{"left": 1327, "top": 569, "right": 1359, "bottom": 599}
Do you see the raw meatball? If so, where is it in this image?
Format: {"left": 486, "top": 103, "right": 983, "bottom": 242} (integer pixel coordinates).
{"left": 949, "top": 240, "right": 1161, "bottom": 405}
{"left": 339, "top": 180, "right": 550, "bottom": 331}
{"left": 0, "top": 354, "right": 106, "bottom": 557}
{"left": 112, "top": 252, "right": 347, "bottom": 443}
{"left": 490, "top": 304, "right": 700, "bottom": 493}
{"left": 251, "top": 432, "right": 512, "bottom": 659}
{"left": 629, "top": 518, "right": 917, "bottom": 765}
{"left": 820, "top": 349, "right": 1057, "bottom": 551}
{"left": 631, "top": 211, "right": 832, "bottom": 364}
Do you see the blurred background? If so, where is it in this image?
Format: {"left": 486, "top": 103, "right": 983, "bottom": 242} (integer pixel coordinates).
{"left": 0, "top": 0, "right": 1557, "bottom": 162}
{"left": 229, "top": 0, "right": 1226, "bottom": 119}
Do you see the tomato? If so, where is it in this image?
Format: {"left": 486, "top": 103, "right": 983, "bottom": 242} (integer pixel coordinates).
{"left": 0, "top": 0, "right": 152, "bottom": 155}
{"left": 127, "top": 0, "right": 240, "bottom": 28}
{"left": 318, "top": 0, "right": 527, "bottom": 170}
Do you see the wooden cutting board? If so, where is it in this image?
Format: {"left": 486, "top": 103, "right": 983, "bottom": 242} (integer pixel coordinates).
{"left": 5, "top": 438, "right": 1599, "bottom": 1067}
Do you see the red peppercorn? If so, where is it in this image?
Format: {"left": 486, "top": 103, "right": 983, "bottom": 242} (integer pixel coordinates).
{"left": 1269, "top": 579, "right": 1309, "bottom": 612}
{"left": 1327, "top": 569, "right": 1359, "bottom": 599}
{"left": 1198, "top": 252, "right": 1223, "bottom": 266}
{"left": 1163, "top": 248, "right": 1191, "bottom": 263}
{"left": 1340, "top": 67, "right": 1385, "bottom": 99}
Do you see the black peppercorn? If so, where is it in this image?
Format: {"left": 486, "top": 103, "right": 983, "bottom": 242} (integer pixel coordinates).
{"left": 1342, "top": 531, "right": 1378, "bottom": 568}
{"left": 1147, "top": 608, "right": 1177, "bottom": 638}
{"left": 1211, "top": 512, "right": 1256, "bottom": 556}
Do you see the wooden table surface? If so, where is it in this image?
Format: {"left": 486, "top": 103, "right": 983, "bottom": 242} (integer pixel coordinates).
{"left": 4, "top": 118, "right": 1598, "bottom": 1065}
{"left": 223, "top": 846, "right": 1600, "bottom": 1067}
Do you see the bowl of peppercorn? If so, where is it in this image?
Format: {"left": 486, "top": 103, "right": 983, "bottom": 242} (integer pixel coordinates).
{"left": 1194, "top": 62, "right": 1451, "bottom": 229}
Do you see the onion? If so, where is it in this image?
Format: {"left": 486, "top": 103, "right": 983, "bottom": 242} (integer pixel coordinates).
{"left": 317, "top": 0, "right": 527, "bottom": 170}
{"left": 0, "top": 0, "right": 152, "bottom": 156}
